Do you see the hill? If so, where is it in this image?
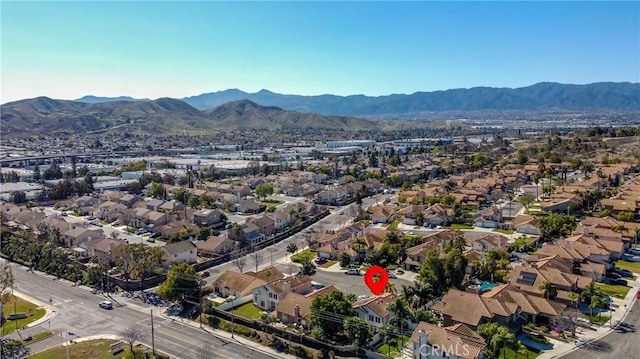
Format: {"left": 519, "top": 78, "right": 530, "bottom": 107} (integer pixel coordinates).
{"left": 0, "top": 98, "right": 383, "bottom": 136}
{"left": 75, "top": 95, "right": 149, "bottom": 103}
{"left": 183, "top": 82, "right": 640, "bottom": 115}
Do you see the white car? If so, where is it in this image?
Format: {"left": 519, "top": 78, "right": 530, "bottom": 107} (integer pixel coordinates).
{"left": 345, "top": 268, "right": 362, "bottom": 275}
{"left": 99, "top": 300, "right": 113, "bottom": 309}
{"left": 387, "top": 270, "right": 397, "bottom": 279}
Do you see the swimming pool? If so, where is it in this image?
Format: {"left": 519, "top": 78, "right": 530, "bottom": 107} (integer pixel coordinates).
{"left": 479, "top": 282, "right": 498, "bottom": 292}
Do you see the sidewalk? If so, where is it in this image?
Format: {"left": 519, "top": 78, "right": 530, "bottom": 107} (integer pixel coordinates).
{"left": 537, "top": 275, "right": 640, "bottom": 359}
{"left": 159, "top": 310, "right": 297, "bottom": 359}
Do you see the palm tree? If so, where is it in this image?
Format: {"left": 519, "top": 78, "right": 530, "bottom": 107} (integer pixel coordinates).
{"left": 568, "top": 292, "right": 579, "bottom": 308}
{"left": 383, "top": 282, "right": 397, "bottom": 295}
{"left": 539, "top": 281, "right": 558, "bottom": 300}
{"left": 591, "top": 295, "right": 607, "bottom": 318}
{"left": 388, "top": 297, "right": 411, "bottom": 348}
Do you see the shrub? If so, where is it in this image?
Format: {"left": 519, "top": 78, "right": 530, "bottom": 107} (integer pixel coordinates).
{"left": 539, "top": 326, "right": 548, "bottom": 333}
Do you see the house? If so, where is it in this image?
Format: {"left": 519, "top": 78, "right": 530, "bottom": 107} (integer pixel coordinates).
{"left": 248, "top": 216, "right": 275, "bottom": 236}
{"left": 74, "top": 195, "right": 99, "bottom": 211}
{"left": 236, "top": 199, "right": 263, "bottom": 214}
{"left": 512, "top": 215, "right": 540, "bottom": 236}
{"left": 353, "top": 293, "right": 396, "bottom": 329}
{"left": 537, "top": 240, "right": 613, "bottom": 267}
{"left": 431, "top": 289, "right": 519, "bottom": 330}
{"left": 193, "top": 209, "right": 224, "bottom": 228}
{"left": 196, "top": 235, "right": 237, "bottom": 257}
{"left": 146, "top": 199, "right": 165, "bottom": 211}
{"left": 271, "top": 210, "right": 292, "bottom": 231}
{"left": 422, "top": 204, "right": 454, "bottom": 227}
{"left": 409, "top": 322, "right": 486, "bottom": 359}
{"left": 404, "top": 239, "right": 443, "bottom": 272}
{"left": 119, "top": 193, "right": 140, "bottom": 207}
{"left": 253, "top": 276, "right": 313, "bottom": 311}
{"left": 396, "top": 205, "right": 425, "bottom": 226}
{"left": 80, "top": 238, "right": 125, "bottom": 263}
{"left": 212, "top": 267, "right": 285, "bottom": 298}
{"left": 64, "top": 227, "right": 104, "bottom": 247}
{"left": 275, "top": 285, "right": 338, "bottom": 327}
{"left": 481, "top": 284, "right": 566, "bottom": 325}
{"left": 367, "top": 204, "right": 395, "bottom": 224}
{"left": 473, "top": 207, "right": 503, "bottom": 228}
{"left": 466, "top": 234, "right": 509, "bottom": 252}
{"left": 162, "top": 240, "right": 197, "bottom": 266}
{"left": 507, "top": 264, "right": 592, "bottom": 303}
{"left": 95, "top": 201, "right": 127, "bottom": 221}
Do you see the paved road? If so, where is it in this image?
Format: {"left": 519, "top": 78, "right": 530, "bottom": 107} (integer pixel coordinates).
{"left": 2, "top": 260, "right": 277, "bottom": 359}
{"left": 561, "top": 299, "right": 639, "bottom": 359}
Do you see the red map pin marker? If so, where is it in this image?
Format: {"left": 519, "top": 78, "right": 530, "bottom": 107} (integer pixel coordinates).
{"left": 364, "top": 265, "right": 388, "bottom": 296}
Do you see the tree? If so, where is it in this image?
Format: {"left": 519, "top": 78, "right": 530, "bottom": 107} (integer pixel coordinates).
{"left": 158, "top": 262, "right": 201, "bottom": 302}
{"left": 250, "top": 247, "right": 263, "bottom": 273}
{"left": 477, "top": 322, "right": 516, "bottom": 358}
{"left": 539, "top": 281, "right": 558, "bottom": 300}
{"left": 339, "top": 253, "right": 351, "bottom": 268}
{"left": 617, "top": 211, "right": 635, "bottom": 222}
{"left": 591, "top": 295, "right": 607, "bottom": 317}
{"left": 538, "top": 213, "right": 578, "bottom": 240}
{"left": 232, "top": 254, "right": 246, "bottom": 274}
{"left": 310, "top": 291, "right": 356, "bottom": 338}
{"left": 0, "top": 263, "right": 15, "bottom": 306}
{"left": 119, "top": 326, "right": 146, "bottom": 352}
{"left": 516, "top": 195, "right": 535, "bottom": 212}
{"left": 286, "top": 242, "right": 298, "bottom": 254}
{"left": 123, "top": 243, "right": 164, "bottom": 287}
{"left": 300, "top": 259, "right": 316, "bottom": 276}
{"left": 555, "top": 308, "right": 584, "bottom": 337}
{"left": 10, "top": 191, "right": 26, "bottom": 204}
{"left": 388, "top": 297, "right": 411, "bottom": 347}
{"left": 149, "top": 182, "right": 164, "bottom": 199}
{"left": 255, "top": 183, "right": 274, "bottom": 200}
{"left": 343, "top": 316, "right": 371, "bottom": 347}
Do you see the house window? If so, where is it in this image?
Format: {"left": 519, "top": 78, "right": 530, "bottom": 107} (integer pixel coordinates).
{"left": 273, "top": 294, "right": 278, "bottom": 300}
{"left": 269, "top": 293, "right": 273, "bottom": 298}
{"left": 368, "top": 315, "right": 374, "bottom": 321}
{"left": 375, "top": 317, "right": 381, "bottom": 323}
{"left": 260, "top": 300, "right": 265, "bottom": 307}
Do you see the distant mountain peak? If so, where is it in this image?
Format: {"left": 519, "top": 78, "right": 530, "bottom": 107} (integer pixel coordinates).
{"left": 76, "top": 95, "right": 148, "bottom": 103}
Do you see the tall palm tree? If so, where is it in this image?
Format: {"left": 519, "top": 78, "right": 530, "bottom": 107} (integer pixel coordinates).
{"left": 384, "top": 282, "right": 397, "bottom": 295}
{"left": 539, "top": 281, "right": 558, "bottom": 300}
{"left": 591, "top": 295, "right": 607, "bottom": 318}
{"left": 388, "top": 297, "right": 411, "bottom": 347}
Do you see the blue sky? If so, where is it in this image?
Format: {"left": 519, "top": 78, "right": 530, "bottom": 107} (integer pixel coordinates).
{"left": 1, "top": 1, "right": 638, "bottom": 103}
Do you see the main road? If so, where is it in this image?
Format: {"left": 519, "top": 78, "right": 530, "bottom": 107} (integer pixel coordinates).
{"left": 2, "top": 259, "right": 279, "bottom": 359}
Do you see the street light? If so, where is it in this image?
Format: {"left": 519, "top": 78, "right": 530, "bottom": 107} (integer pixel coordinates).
{"left": 230, "top": 296, "right": 235, "bottom": 339}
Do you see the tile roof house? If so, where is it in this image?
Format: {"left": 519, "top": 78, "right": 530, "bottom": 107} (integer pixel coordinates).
{"left": 481, "top": 284, "right": 566, "bottom": 325}
{"left": 161, "top": 240, "right": 197, "bottom": 266}
{"left": 431, "top": 289, "right": 520, "bottom": 329}
{"left": 422, "top": 204, "right": 454, "bottom": 227}
{"left": 507, "top": 263, "right": 592, "bottom": 303}
{"left": 275, "top": 285, "right": 338, "bottom": 327}
{"left": 212, "top": 267, "right": 285, "bottom": 298}
{"left": 409, "top": 322, "right": 486, "bottom": 359}
{"left": 512, "top": 215, "right": 541, "bottom": 236}
{"left": 253, "top": 276, "right": 313, "bottom": 311}
{"left": 466, "top": 234, "right": 509, "bottom": 253}
{"left": 63, "top": 227, "right": 104, "bottom": 247}
{"left": 196, "top": 234, "right": 237, "bottom": 257}
{"left": 352, "top": 293, "right": 396, "bottom": 329}
{"left": 367, "top": 204, "right": 396, "bottom": 224}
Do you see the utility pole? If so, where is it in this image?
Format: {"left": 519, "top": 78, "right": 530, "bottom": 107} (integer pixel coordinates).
{"left": 151, "top": 310, "right": 156, "bottom": 355}
{"left": 231, "top": 297, "right": 235, "bottom": 339}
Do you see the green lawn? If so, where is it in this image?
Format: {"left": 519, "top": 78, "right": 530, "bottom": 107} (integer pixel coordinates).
{"left": 1, "top": 295, "right": 46, "bottom": 335}
{"left": 596, "top": 283, "right": 631, "bottom": 299}
{"left": 616, "top": 260, "right": 640, "bottom": 274}
{"left": 585, "top": 314, "right": 611, "bottom": 326}
{"left": 447, "top": 223, "right": 474, "bottom": 230}
{"left": 232, "top": 302, "right": 263, "bottom": 320}
{"left": 376, "top": 336, "right": 409, "bottom": 357}
{"left": 29, "top": 339, "right": 123, "bottom": 359}
{"left": 493, "top": 228, "right": 515, "bottom": 235}
{"left": 499, "top": 346, "right": 541, "bottom": 359}
{"left": 389, "top": 221, "right": 400, "bottom": 229}
{"left": 290, "top": 249, "right": 316, "bottom": 263}
{"left": 261, "top": 199, "right": 284, "bottom": 205}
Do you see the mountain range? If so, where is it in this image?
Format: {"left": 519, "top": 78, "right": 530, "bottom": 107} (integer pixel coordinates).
{"left": 180, "top": 82, "right": 640, "bottom": 115}
{"left": 72, "top": 82, "right": 640, "bottom": 116}
{"left": 3, "top": 82, "right": 639, "bottom": 136}
{"left": 0, "top": 98, "right": 382, "bottom": 136}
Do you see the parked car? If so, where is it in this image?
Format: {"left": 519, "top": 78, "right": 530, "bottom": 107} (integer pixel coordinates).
{"left": 611, "top": 278, "right": 628, "bottom": 286}
{"left": 87, "top": 215, "right": 96, "bottom": 220}
{"left": 622, "top": 254, "right": 640, "bottom": 262}
{"left": 613, "top": 267, "right": 634, "bottom": 277}
{"left": 387, "top": 270, "right": 397, "bottom": 279}
{"left": 636, "top": 290, "right": 640, "bottom": 299}
{"left": 606, "top": 272, "right": 622, "bottom": 279}
{"left": 60, "top": 212, "right": 68, "bottom": 217}
{"left": 136, "top": 228, "right": 149, "bottom": 235}
{"left": 628, "top": 248, "right": 640, "bottom": 256}
{"left": 345, "top": 268, "right": 362, "bottom": 275}
{"left": 146, "top": 238, "right": 155, "bottom": 243}
{"left": 202, "top": 271, "right": 210, "bottom": 278}
{"left": 315, "top": 257, "right": 328, "bottom": 265}
{"left": 99, "top": 300, "right": 113, "bottom": 310}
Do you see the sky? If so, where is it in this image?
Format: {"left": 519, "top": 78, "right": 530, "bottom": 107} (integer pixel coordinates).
{"left": 1, "top": 1, "right": 639, "bottom": 103}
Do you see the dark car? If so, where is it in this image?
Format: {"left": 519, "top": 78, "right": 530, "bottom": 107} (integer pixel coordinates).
{"left": 315, "top": 257, "right": 328, "bottom": 265}
{"left": 613, "top": 267, "right": 634, "bottom": 277}
{"left": 606, "top": 272, "right": 622, "bottom": 279}
{"left": 611, "top": 278, "right": 628, "bottom": 286}
{"left": 202, "top": 271, "right": 210, "bottom": 278}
